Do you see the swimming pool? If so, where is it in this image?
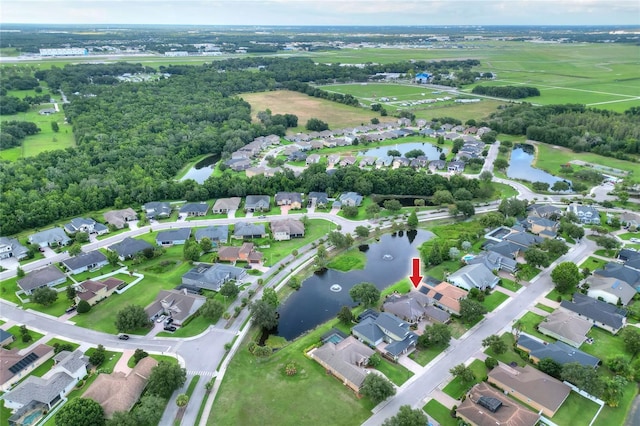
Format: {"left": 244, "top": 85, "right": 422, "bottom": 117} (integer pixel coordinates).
{"left": 462, "top": 254, "right": 475, "bottom": 262}
{"left": 323, "top": 333, "right": 345, "bottom": 344}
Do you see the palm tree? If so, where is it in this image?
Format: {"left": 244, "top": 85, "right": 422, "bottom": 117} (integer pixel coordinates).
{"left": 176, "top": 394, "right": 189, "bottom": 411}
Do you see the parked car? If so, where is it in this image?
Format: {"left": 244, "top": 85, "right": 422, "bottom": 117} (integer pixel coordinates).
{"left": 165, "top": 318, "right": 173, "bottom": 325}
{"left": 164, "top": 326, "right": 177, "bottom": 332}
{"left": 65, "top": 305, "right": 77, "bottom": 314}
{"left": 156, "top": 315, "right": 166, "bottom": 323}
{"left": 118, "top": 334, "right": 130, "bottom": 340}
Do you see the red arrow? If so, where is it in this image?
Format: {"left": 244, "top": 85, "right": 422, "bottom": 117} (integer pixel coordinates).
{"left": 409, "top": 258, "right": 422, "bottom": 288}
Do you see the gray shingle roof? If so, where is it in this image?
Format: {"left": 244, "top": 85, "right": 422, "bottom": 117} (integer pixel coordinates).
{"left": 182, "top": 264, "right": 246, "bottom": 291}
{"left": 560, "top": 293, "right": 627, "bottom": 330}
{"left": 312, "top": 336, "right": 374, "bottom": 389}
{"left": 156, "top": 228, "right": 191, "bottom": 243}
{"left": 3, "top": 372, "right": 75, "bottom": 406}
{"left": 28, "top": 228, "right": 70, "bottom": 246}
{"left": 449, "top": 263, "right": 499, "bottom": 290}
{"left": 0, "top": 237, "right": 28, "bottom": 259}
{"left": 179, "top": 203, "right": 209, "bottom": 214}
{"left": 17, "top": 265, "right": 66, "bottom": 293}
{"left": 517, "top": 333, "right": 600, "bottom": 367}
{"left": 195, "top": 226, "right": 229, "bottom": 242}
{"left": 245, "top": 195, "right": 270, "bottom": 209}
{"left": 352, "top": 317, "right": 385, "bottom": 343}
{"left": 538, "top": 310, "right": 592, "bottom": 347}
{"left": 109, "top": 237, "right": 153, "bottom": 258}
{"left": 234, "top": 222, "right": 266, "bottom": 237}
{"left": 61, "top": 250, "right": 107, "bottom": 271}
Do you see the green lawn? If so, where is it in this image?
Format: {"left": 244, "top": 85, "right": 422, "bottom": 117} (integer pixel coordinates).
{"left": 480, "top": 291, "right": 509, "bottom": 312}
{"left": 579, "top": 327, "right": 631, "bottom": 362}
{"left": 409, "top": 345, "right": 446, "bottom": 367}
{"left": 484, "top": 333, "right": 527, "bottom": 367}
{"left": 552, "top": 391, "right": 602, "bottom": 426}
{"left": 618, "top": 232, "right": 640, "bottom": 241}
{"left": 442, "top": 359, "right": 487, "bottom": 400}
{"left": 517, "top": 264, "right": 541, "bottom": 281}
{"left": 579, "top": 256, "right": 607, "bottom": 273}
{"left": 535, "top": 144, "right": 639, "bottom": 180}
{"left": 185, "top": 375, "right": 201, "bottom": 398}
{"left": 380, "top": 278, "right": 411, "bottom": 299}
{"left": 374, "top": 358, "right": 414, "bottom": 386}
{"left": 516, "top": 312, "right": 554, "bottom": 343}
{"left": 0, "top": 274, "right": 74, "bottom": 317}
{"left": 45, "top": 337, "right": 80, "bottom": 351}
{"left": 27, "top": 358, "right": 55, "bottom": 378}
{"left": 593, "top": 380, "right": 638, "bottom": 426}
{"left": 156, "top": 314, "right": 216, "bottom": 338}
{"left": 546, "top": 288, "right": 573, "bottom": 302}
{"left": 5, "top": 325, "right": 45, "bottom": 350}
{"left": 327, "top": 248, "right": 367, "bottom": 272}
{"left": 535, "top": 303, "right": 555, "bottom": 313}
{"left": 259, "top": 219, "right": 336, "bottom": 266}
{"left": 423, "top": 399, "right": 458, "bottom": 426}
{"left": 85, "top": 348, "right": 123, "bottom": 373}
{"left": 499, "top": 278, "right": 522, "bottom": 292}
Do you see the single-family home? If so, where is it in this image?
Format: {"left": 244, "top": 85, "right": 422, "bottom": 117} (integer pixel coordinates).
{"left": 448, "top": 263, "right": 499, "bottom": 291}
{"left": 537, "top": 310, "right": 592, "bottom": 348}
{"left": 108, "top": 237, "right": 154, "bottom": 260}
{"left": 144, "top": 289, "right": 206, "bottom": 325}
{"left": 0, "top": 237, "right": 29, "bottom": 260}
{"left": 359, "top": 156, "right": 376, "bottom": 167}
{"left": 227, "top": 158, "right": 252, "bottom": 171}
{"left": 156, "top": 228, "right": 191, "bottom": 246}
{"left": 306, "top": 154, "right": 321, "bottom": 165}
{"left": 593, "top": 262, "right": 640, "bottom": 291}
{"left": 375, "top": 156, "right": 393, "bottom": 168}
{"left": 308, "top": 192, "right": 329, "bottom": 209}
{"left": 2, "top": 350, "right": 88, "bottom": 413}
{"left": 61, "top": 250, "right": 108, "bottom": 275}
{"left": 0, "top": 345, "right": 54, "bottom": 391}
{"left": 142, "top": 202, "right": 172, "bottom": 220}
{"left": 338, "top": 192, "right": 363, "bottom": 207}
{"left": 195, "top": 226, "right": 228, "bottom": 246}
{"left": 618, "top": 248, "right": 640, "bottom": 263}
{"left": 392, "top": 157, "right": 410, "bottom": 168}
{"left": 233, "top": 222, "right": 267, "bottom": 239}
{"left": 275, "top": 192, "right": 303, "bottom": 209}
{"left": 74, "top": 277, "right": 123, "bottom": 306}
{"left": 568, "top": 203, "right": 600, "bottom": 224}
{"left": 179, "top": 203, "right": 209, "bottom": 217}
{"left": 467, "top": 251, "right": 518, "bottom": 273}
{"left": 28, "top": 228, "right": 71, "bottom": 248}
{"left": 17, "top": 265, "right": 66, "bottom": 295}
{"left": 457, "top": 382, "right": 540, "bottom": 426}
{"left": 419, "top": 128, "right": 436, "bottom": 137}
{"left": 340, "top": 156, "right": 356, "bottom": 167}
{"left": 415, "top": 72, "right": 431, "bottom": 83}
{"left": 382, "top": 294, "right": 426, "bottom": 324}
{"left": 271, "top": 219, "right": 305, "bottom": 241}
{"left": 327, "top": 154, "right": 341, "bottom": 165}
{"left": 309, "top": 336, "right": 374, "bottom": 392}
{"left": 218, "top": 243, "right": 263, "bottom": 264}
{"left": 245, "top": 195, "right": 270, "bottom": 212}
{"left": 560, "top": 292, "right": 627, "bottom": 334}
{"left": 82, "top": 357, "right": 158, "bottom": 419}
{"left": 620, "top": 211, "right": 640, "bottom": 231}
{"left": 447, "top": 160, "right": 465, "bottom": 173}
{"left": 212, "top": 197, "right": 241, "bottom": 214}
{"left": 488, "top": 364, "right": 571, "bottom": 417}
{"left": 522, "top": 216, "right": 559, "bottom": 239}
{"left": 0, "top": 330, "right": 14, "bottom": 347}
{"left": 181, "top": 264, "right": 247, "bottom": 291}
{"left": 526, "top": 204, "right": 563, "bottom": 220}
{"left": 586, "top": 275, "right": 636, "bottom": 306}
{"left": 516, "top": 333, "right": 600, "bottom": 368}
{"left": 352, "top": 311, "right": 418, "bottom": 360}
{"left": 64, "top": 218, "right": 108, "bottom": 236}
{"left": 103, "top": 208, "right": 137, "bottom": 229}
{"left": 428, "top": 159, "right": 446, "bottom": 171}
{"left": 417, "top": 281, "right": 467, "bottom": 316}
{"left": 288, "top": 151, "right": 307, "bottom": 162}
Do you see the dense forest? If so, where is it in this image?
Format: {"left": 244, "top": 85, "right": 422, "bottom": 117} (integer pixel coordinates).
{"left": 488, "top": 104, "right": 640, "bottom": 159}
{"left": 471, "top": 85, "right": 540, "bottom": 99}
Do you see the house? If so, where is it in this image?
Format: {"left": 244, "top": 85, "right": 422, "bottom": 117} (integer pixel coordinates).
{"left": 271, "top": 219, "right": 305, "bottom": 241}
{"left": 309, "top": 336, "right": 374, "bottom": 392}
{"left": 228, "top": 158, "right": 252, "bottom": 171}
{"left": 306, "top": 154, "right": 321, "bottom": 165}
{"left": 382, "top": 294, "right": 426, "bottom": 324}
{"left": 275, "top": 192, "right": 303, "bottom": 209}
{"left": 338, "top": 192, "right": 363, "bottom": 207}
{"left": 620, "top": 211, "right": 640, "bottom": 231}
{"left": 233, "top": 222, "right": 267, "bottom": 239}
{"left": 447, "top": 160, "right": 465, "bottom": 173}
{"left": 392, "top": 157, "right": 410, "bottom": 168}
{"left": 488, "top": 364, "right": 571, "bottom": 417}
{"left": 0, "top": 345, "right": 55, "bottom": 391}
{"left": 28, "top": 228, "right": 71, "bottom": 248}
{"left": 82, "top": 357, "right": 158, "bottom": 419}
{"left": 108, "top": 237, "right": 154, "bottom": 260}
{"left": 212, "top": 197, "right": 241, "bottom": 214}
{"left": 618, "top": 248, "right": 640, "bottom": 263}
{"left": 0, "top": 237, "right": 28, "bottom": 260}
{"left": 586, "top": 275, "right": 636, "bottom": 306}
{"left": 104, "top": 208, "right": 137, "bottom": 229}
{"left": 417, "top": 281, "right": 467, "bottom": 316}
{"left": 195, "top": 226, "right": 228, "bottom": 246}
{"left": 245, "top": 195, "right": 270, "bottom": 212}
{"left": 17, "top": 265, "right": 66, "bottom": 295}
{"left": 218, "top": 243, "right": 263, "bottom": 264}
{"left": 61, "top": 250, "right": 108, "bottom": 275}
{"left": 359, "top": 156, "right": 376, "bottom": 167}
{"left": 156, "top": 228, "right": 191, "bottom": 246}
{"left": 522, "top": 216, "right": 559, "bottom": 238}
{"left": 179, "top": 203, "right": 209, "bottom": 217}
{"left": 448, "top": 263, "right": 499, "bottom": 291}
{"left": 457, "top": 382, "right": 540, "bottom": 426}
{"left": 415, "top": 72, "right": 431, "bottom": 83}
{"left": 485, "top": 240, "right": 522, "bottom": 260}
{"left": 310, "top": 140, "right": 325, "bottom": 150}
{"left": 420, "top": 128, "right": 436, "bottom": 136}
{"left": 568, "top": 203, "right": 600, "bottom": 224}
{"left": 375, "top": 156, "right": 393, "bottom": 168}
{"left": 560, "top": 292, "right": 627, "bottom": 334}
{"left": 142, "top": 202, "right": 172, "bottom": 220}
{"left": 74, "top": 277, "right": 123, "bottom": 306}
{"left": 352, "top": 312, "right": 418, "bottom": 360}
{"left": 327, "top": 154, "right": 341, "bottom": 165}
{"left": 287, "top": 151, "right": 307, "bottom": 162}
{"left": 467, "top": 251, "right": 518, "bottom": 273}
{"left": 308, "top": 192, "right": 329, "bottom": 209}
{"left": 429, "top": 160, "right": 446, "bottom": 171}
{"left": 526, "top": 204, "right": 563, "bottom": 220}
{"left": 538, "top": 310, "right": 592, "bottom": 348}
{"left": 2, "top": 350, "right": 88, "bottom": 413}
{"left": 593, "top": 262, "right": 640, "bottom": 291}
{"left": 504, "top": 230, "right": 544, "bottom": 249}
{"left": 0, "top": 329, "right": 14, "bottom": 347}
{"left": 340, "top": 156, "right": 356, "bottom": 167}
{"left": 144, "top": 289, "right": 206, "bottom": 325}
{"left": 516, "top": 333, "right": 600, "bottom": 368}
{"left": 64, "top": 218, "right": 108, "bottom": 236}
{"left": 181, "top": 264, "right": 247, "bottom": 291}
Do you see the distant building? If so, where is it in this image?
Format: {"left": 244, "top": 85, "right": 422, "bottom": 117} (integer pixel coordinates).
{"left": 142, "top": 202, "right": 172, "bottom": 220}
{"left": 104, "top": 208, "right": 137, "bottom": 229}
{"left": 39, "top": 48, "right": 88, "bottom": 56}
{"left": 0, "top": 237, "right": 29, "bottom": 260}
{"left": 415, "top": 72, "right": 432, "bottom": 84}
{"left": 567, "top": 203, "right": 600, "bottom": 224}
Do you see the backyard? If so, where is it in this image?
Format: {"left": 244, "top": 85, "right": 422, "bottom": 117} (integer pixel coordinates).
{"left": 423, "top": 399, "right": 457, "bottom": 426}
{"left": 551, "top": 391, "right": 601, "bottom": 426}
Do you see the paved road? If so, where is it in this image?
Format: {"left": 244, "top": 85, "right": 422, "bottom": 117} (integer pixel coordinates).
{"left": 362, "top": 237, "right": 597, "bottom": 425}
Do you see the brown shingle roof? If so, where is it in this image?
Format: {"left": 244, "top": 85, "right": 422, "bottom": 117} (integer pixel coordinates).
{"left": 0, "top": 345, "right": 54, "bottom": 387}
{"left": 457, "top": 382, "right": 540, "bottom": 426}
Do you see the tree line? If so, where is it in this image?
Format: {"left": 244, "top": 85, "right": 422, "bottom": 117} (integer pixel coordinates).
{"left": 0, "top": 121, "right": 40, "bottom": 149}
{"left": 472, "top": 85, "right": 540, "bottom": 99}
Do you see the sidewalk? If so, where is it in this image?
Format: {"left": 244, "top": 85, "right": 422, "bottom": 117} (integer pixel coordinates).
{"left": 494, "top": 285, "right": 516, "bottom": 298}
{"left": 430, "top": 388, "right": 459, "bottom": 410}
{"left": 398, "top": 355, "right": 423, "bottom": 374}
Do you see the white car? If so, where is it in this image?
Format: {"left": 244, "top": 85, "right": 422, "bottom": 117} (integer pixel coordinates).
{"left": 630, "top": 238, "right": 640, "bottom": 243}
{"left": 156, "top": 315, "right": 166, "bottom": 323}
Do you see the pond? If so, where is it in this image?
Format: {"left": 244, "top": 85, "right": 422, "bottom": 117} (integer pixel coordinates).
{"left": 275, "top": 229, "right": 433, "bottom": 340}
{"left": 359, "top": 142, "right": 446, "bottom": 159}
{"left": 180, "top": 155, "right": 219, "bottom": 184}
{"left": 507, "top": 144, "right": 571, "bottom": 189}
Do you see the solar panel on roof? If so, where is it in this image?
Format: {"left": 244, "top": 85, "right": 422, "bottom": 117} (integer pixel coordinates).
{"left": 419, "top": 286, "right": 429, "bottom": 294}
{"left": 433, "top": 293, "right": 443, "bottom": 301}
{"left": 8, "top": 352, "right": 39, "bottom": 374}
{"left": 478, "top": 396, "right": 502, "bottom": 413}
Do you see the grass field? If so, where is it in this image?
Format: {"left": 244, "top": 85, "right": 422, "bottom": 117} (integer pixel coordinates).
{"left": 6, "top": 325, "right": 45, "bottom": 350}
{"left": 552, "top": 391, "right": 601, "bottom": 426}
{"left": 327, "top": 248, "right": 367, "bottom": 271}
{"left": 442, "top": 359, "right": 487, "bottom": 400}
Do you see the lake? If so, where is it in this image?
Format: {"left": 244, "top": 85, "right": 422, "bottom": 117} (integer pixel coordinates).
{"left": 507, "top": 144, "right": 571, "bottom": 189}
{"left": 359, "top": 142, "right": 446, "bottom": 159}
{"left": 275, "top": 229, "right": 433, "bottom": 340}
{"left": 180, "top": 155, "right": 219, "bottom": 184}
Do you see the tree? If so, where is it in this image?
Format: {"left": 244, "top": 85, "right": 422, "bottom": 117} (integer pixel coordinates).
{"left": 538, "top": 357, "right": 562, "bottom": 379}
{"left": 407, "top": 210, "right": 418, "bottom": 230}
{"left": 55, "top": 398, "right": 105, "bottom": 426}
{"left": 261, "top": 287, "right": 279, "bottom": 308}
{"left": 368, "top": 353, "right": 382, "bottom": 367}
{"left": 342, "top": 205, "right": 359, "bottom": 218}
{"left": 479, "top": 212, "right": 505, "bottom": 228}
{"left": 560, "top": 221, "right": 584, "bottom": 239}
{"left": 428, "top": 241, "right": 443, "bottom": 266}
{"left": 455, "top": 201, "right": 475, "bottom": 218}
{"left": 448, "top": 247, "right": 460, "bottom": 260}
{"left": 75, "top": 231, "right": 89, "bottom": 243}
{"left": 337, "top": 306, "right": 354, "bottom": 324}
{"left": 366, "top": 203, "right": 381, "bottom": 217}
{"left": 133, "top": 348, "right": 149, "bottom": 365}
{"left": 146, "top": 361, "right": 187, "bottom": 399}
{"left": 494, "top": 158, "right": 509, "bottom": 171}
{"left": 219, "top": 281, "right": 240, "bottom": 299}
{"left": 540, "top": 238, "right": 569, "bottom": 257}
{"left": 106, "top": 249, "right": 120, "bottom": 267}
{"left": 387, "top": 149, "right": 401, "bottom": 157}
{"left": 200, "top": 299, "right": 224, "bottom": 321}
{"left": 360, "top": 374, "right": 396, "bottom": 404}
{"left": 68, "top": 243, "right": 82, "bottom": 257}
{"left": 51, "top": 121, "right": 59, "bottom": 132}
{"left": 450, "top": 364, "right": 475, "bottom": 383}
{"left": 499, "top": 197, "right": 527, "bottom": 217}
{"left": 551, "top": 181, "right": 570, "bottom": 192}
{"left": 306, "top": 118, "right": 329, "bottom": 131}
{"left": 561, "top": 362, "right": 604, "bottom": 396}
{"left": 176, "top": 393, "right": 189, "bottom": 410}
{"left": 77, "top": 299, "right": 91, "bottom": 313}
{"left": 479, "top": 171, "right": 493, "bottom": 182}
{"left": 420, "top": 323, "right": 451, "bottom": 347}
{"left": 183, "top": 241, "right": 201, "bottom": 262}
{"left": 594, "top": 236, "right": 620, "bottom": 252}
{"left": 31, "top": 286, "right": 58, "bottom": 306}
{"left": 551, "top": 262, "right": 580, "bottom": 294}
{"left": 461, "top": 241, "right": 472, "bottom": 251}
{"left": 432, "top": 190, "right": 454, "bottom": 205}
{"left": 524, "top": 248, "right": 549, "bottom": 268}
{"left": 349, "top": 282, "right": 381, "bottom": 307}
{"left": 453, "top": 188, "right": 473, "bottom": 201}
{"left": 89, "top": 344, "right": 106, "bottom": 366}
{"left": 621, "top": 328, "right": 640, "bottom": 356}
{"left": 459, "top": 298, "right": 487, "bottom": 324}
{"left": 603, "top": 376, "right": 628, "bottom": 407}
{"left": 19, "top": 325, "right": 32, "bottom": 343}
{"left": 131, "top": 395, "right": 165, "bottom": 426}
{"left": 199, "top": 237, "right": 213, "bottom": 253}
{"left": 485, "top": 357, "right": 498, "bottom": 370}
{"left": 250, "top": 300, "right": 278, "bottom": 330}
{"left": 383, "top": 199, "right": 402, "bottom": 212}
{"left": 16, "top": 267, "right": 25, "bottom": 278}
{"left": 355, "top": 225, "right": 370, "bottom": 238}
{"left": 606, "top": 355, "right": 631, "bottom": 378}
{"left": 66, "top": 284, "right": 77, "bottom": 301}
{"left": 482, "top": 335, "right": 507, "bottom": 354}
{"left": 382, "top": 405, "right": 428, "bottom": 426}
{"left": 532, "top": 181, "right": 550, "bottom": 191}
{"left": 115, "top": 305, "right": 150, "bottom": 333}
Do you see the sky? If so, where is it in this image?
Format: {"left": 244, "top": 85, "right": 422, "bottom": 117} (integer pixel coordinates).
{"left": 2, "top": 0, "right": 639, "bottom": 26}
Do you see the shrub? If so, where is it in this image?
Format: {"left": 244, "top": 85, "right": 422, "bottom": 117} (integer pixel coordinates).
{"left": 285, "top": 362, "right": 298, "bottom": 376}
{"left": 485, "top": 357, "right": 498, "bottom": 370}
{"left": 248, "top": 341, "right": 257, "bottom": 354}
{"left": 77, "top": 300, "right": 91, "bottom": 314}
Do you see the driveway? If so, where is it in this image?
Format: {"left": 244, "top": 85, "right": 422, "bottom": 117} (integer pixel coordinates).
{"left": 42, "top": 247, "right": 58, "bottom": 259}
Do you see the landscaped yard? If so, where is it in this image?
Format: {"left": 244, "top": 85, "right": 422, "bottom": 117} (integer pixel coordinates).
{"left": 380, "top": 278, "right": 411, "bottom": 299}
{"left": 481, "top": 291, "right": 508, "bottom": 312}
{"left": 423, "top": 399, "right": 458, "bottom": 426}
{"left": 499, "top": 278, "right": 522, "bottom": 292}
{"left": 442, "top": 359, "right": 487, "bottom": 400}
{"left": 409, "top": 345, "right": 446, "bottom": 367}
{"left": 515, "top": 312, "right": 554, "bottom": 342}
{"left": 327, "top": 248, "right": 367, "bottom": 272}
{"left": 546, "top": 288, "right": 573, "bottom": 302}
{"left": 5, "top": 325, "right": 44, "bottom": 350}
{"left": 517, "top": 264, "right": 540, "bottom": 281}
{"left": 593, "top": 380, "right": 638, "bottom": 426}
{"left": 45, "top": 337, "right": 80, "bottom": 351}
{"left": 579, "top": 256, "right": 607, "bottom": 273}
{"left": 484, "top": 333, "right": 527, "bottom": 367}
{"left": 155, "top": 314, "right": 219, "bottom": 338}
{"left": 375, "top": 358, "right": 414, "bottom": 386}
{"left": 552, "top": 391, "right": 601, "bottom": 426}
